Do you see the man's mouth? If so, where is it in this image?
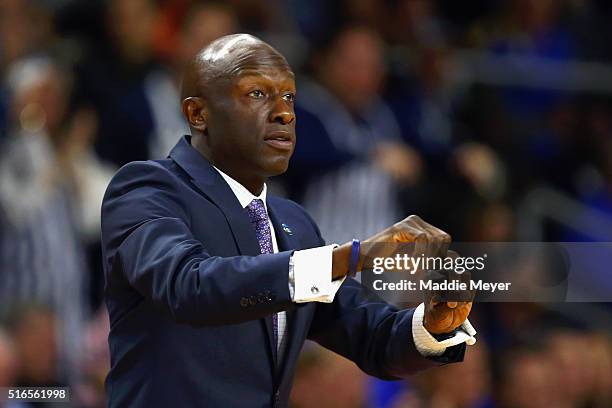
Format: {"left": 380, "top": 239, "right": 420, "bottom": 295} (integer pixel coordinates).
{"left": 264, "top": 131, "right": 294, "bottom": 151}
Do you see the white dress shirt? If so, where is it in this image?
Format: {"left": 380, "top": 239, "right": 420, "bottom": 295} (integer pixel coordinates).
{"left": 213, "top": 166, "right": 476, "bottom": 358}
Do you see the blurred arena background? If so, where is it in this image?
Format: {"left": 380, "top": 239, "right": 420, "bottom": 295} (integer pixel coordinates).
{"left": 0, "top": 0, "right": 611, "bottom": 407}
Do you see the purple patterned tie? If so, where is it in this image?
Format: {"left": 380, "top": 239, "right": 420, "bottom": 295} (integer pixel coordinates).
{"left": 246, "top": 199, "right": 274, "bottom": 255}
{"left": 245, "top": 199, "right": 279, "bottom": 353}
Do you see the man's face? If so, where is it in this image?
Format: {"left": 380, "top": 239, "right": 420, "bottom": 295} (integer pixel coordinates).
{"left": 325, "top": 28, "right": 384, "bottom": 111}
{"left": 204, "top": 66, "right": 296, "bottom": 178}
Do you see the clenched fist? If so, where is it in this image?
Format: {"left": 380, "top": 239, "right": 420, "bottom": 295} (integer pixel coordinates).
{"left": 332, "top": 215, "right": 474, "bottom": 335}
{"left": 423, "top": 299, "right": 473, "bottom": 334}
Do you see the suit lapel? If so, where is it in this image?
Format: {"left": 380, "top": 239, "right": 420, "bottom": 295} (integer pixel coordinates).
{"left": 169, "top": 136, "right": 276, "bottom": 369}
{"left": 267, "top": 202, "right": 299, "bottom": 256}
{"left": 169, "top": 136, "right": 261, "bottom": 257}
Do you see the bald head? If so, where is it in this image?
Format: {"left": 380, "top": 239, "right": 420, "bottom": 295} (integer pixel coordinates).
{"left": 181, "top": 34, "right": 292, "bottom": 99}
{"left": 180, "top": 33, "right": 297, "bottom": 195}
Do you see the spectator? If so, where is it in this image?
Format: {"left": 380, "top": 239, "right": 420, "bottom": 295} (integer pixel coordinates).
{"left": 9, "top": 306, "right": 62, "bottom": 388}
{"left": 74, "top": 0, "right": 161, "bottom": 166}
{"left": 290, "top": 342, "right": 368, "bottom": 408}
{"left": 0, "top": 327, "right": 17, "bottom": 387}
{"left": 0, "top": 57, "right": 88, "bottom": 385}
{"left": 407, "top": 342, "right": 493, "bottom": 408}
{"left": 286, "top": 25, "right": 423, "bottom": 243}
{"left": 496, "top": 345, "right": 566, "bottom": 408}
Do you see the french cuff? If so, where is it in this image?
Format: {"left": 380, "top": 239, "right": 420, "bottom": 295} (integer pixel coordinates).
{"left": 411, "top": 303, "right": 477, "bottom": 357}
{"left": 288, "top": 244, "right": 345, "bottom": 303}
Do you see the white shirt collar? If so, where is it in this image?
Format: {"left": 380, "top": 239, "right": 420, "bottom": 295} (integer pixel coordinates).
{"left": 213, "top": 165, "right": 268, "bottom": 210}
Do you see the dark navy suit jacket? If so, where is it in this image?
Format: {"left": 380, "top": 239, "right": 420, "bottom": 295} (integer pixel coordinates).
{"left": 101, "top": 136, "right": 465, "bottom": 407}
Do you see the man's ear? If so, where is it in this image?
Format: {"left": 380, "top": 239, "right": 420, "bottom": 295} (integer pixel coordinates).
{"left": 182, "top": 97, "right": 208, "bottom": 134}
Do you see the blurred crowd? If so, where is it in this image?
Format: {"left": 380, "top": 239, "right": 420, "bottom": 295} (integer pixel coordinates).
{"left": 0, "top": 0, "right": 611, "bottom": 407}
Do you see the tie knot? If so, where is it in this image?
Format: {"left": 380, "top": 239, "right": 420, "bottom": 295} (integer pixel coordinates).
{"left": 246, "top": 199, "right": 268, "bottom": 224}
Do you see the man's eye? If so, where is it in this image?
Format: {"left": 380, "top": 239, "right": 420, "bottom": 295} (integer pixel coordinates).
{"left": 282, "top": 93, "right": 295, "bottom": 103}
{"left": 247, "top": 90, "right": 265, "bottom": 98}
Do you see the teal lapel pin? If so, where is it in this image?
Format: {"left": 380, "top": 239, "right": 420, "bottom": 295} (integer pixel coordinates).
{"left": 281, "top": 223, "right": 293, "bottom": 235}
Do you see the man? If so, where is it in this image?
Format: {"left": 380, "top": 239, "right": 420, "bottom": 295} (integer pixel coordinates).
{"left": 101, "top": 34, "right": 475, "bottom": 407}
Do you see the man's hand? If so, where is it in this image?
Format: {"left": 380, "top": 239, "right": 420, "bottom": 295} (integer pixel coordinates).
{"left": 372, "top": 142, "right": 423, "bottom": 185}
{"left": 422, "top": 251, "right": 475, "bottom": 334}
{"left": 361, "top": 214, "right": 452, "bottom": 271}
{"left": 423, "top": 300, "right": 472, "bottom": 334}
{"left": 332, "top": 215, "right": 474, "bottom": 335}
{"left": 332, "top": 215, "right": 451, "bottom": 279}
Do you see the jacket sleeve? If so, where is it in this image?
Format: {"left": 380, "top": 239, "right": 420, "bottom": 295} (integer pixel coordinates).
{"left": 101, "top": 161, "right": 294, "bottom": 327}
{"left": 301, "top": 209, "right": 465, "bottom": 380}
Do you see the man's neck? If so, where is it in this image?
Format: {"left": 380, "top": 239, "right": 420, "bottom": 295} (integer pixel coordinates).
{"left": 229, "top": 174, "right": 265, "bottom": 196}
{"left": 210, "top": 161, "right": 265, "bottom": 196}
{"left": 191, "top": 135, "right": 265, "bottom": 195}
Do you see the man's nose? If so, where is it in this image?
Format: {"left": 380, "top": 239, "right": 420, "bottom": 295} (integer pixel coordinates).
{"left": 269, "top": 100, "right": 295, "bottom": 125}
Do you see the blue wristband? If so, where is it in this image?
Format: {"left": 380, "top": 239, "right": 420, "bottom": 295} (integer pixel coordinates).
{"left": 348, "top": 239, "right": 360, "bottom": 277}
